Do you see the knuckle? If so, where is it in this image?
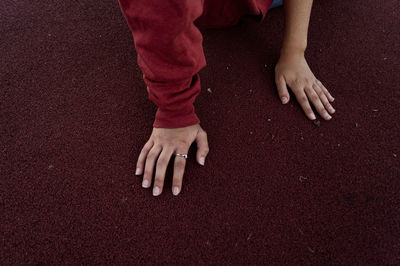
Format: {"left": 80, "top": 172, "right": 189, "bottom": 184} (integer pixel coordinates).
{"left": 147, "top": 150, "right": 159, "bottom": 160}
{"left": 156, "top": 158, "right": 166, "bottom": 166}
{"left": 299, "top": 96, "right": 308, "bottom": 103}
{"left": 304, "top": 107, "right": 313, "bottom": 114}
{"left": 136, "top": 159, "right": 143, "bottom": 167}
{"left": 143, "top": 170, "right": 152, "bottom": 178}
{"left": 177, "top": 139, "right": 189, "bottom": 147}
{"left": 153, "top": 180, "right": 164, "bottom": 189}
{"left": 175, "top": 159, "right": 185, "bottom": 169}
{"left": 154, "top": 170, "right": 165, "bottom": 180}
{"left": 315, "top": 91, "right": 324, "bottom": 99}
{"left": 200, "top": 129, "right": 208, "bottom": 136}
{"left": 157, "top": 156, "right": 169, "bottom": 166}
{"left": 156, "top": 136, "right": 172, "bottom": 146}
{"left": 317, "top": 105, "right": 325, "bottom": 113}
{"left": 136, "top": 155, "right": 144, "bottom": 162}
{"left": 173, "top": 171, "right": 183, "bottom": 180}
{"left": 293, "top": 80, "right": 302, "bottom": 88}
{"left": 310, "top": 94, "right": 319, "bottom": 102}
{"left": 154, "top": 173, "right": 164, "bottom": 182}
{"left": 172, "top": 177, "right": 183, "bottom": 188}
{"left": 144, "top": 139, "right": 154, "bottom": 148}
{"left": 313, "top": 84, "right": 322, "bottom": 93}
{"left": 141, "top": 145, "right": 150, "bottom": 154}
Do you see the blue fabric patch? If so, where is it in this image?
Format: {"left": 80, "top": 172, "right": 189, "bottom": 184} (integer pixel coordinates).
{"left": 270, "top": 0, "right": 283, "bottom": 8}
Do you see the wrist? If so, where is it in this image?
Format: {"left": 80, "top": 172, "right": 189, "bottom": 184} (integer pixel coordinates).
{"left": 153, "top": 106, "right": 200, "bottom": 129}
{"left": 281, "top": 43, "right": 306, "bottom": 53}
{"left": 280, "top": 45, "right": 306, "bottom": 59}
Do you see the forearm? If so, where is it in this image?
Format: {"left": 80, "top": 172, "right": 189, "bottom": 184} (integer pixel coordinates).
{"left": 281, "top": 0, "right": 313, "bottom": 54}
{"left": 118, "top": 0, "right": 206, "bottom": 128}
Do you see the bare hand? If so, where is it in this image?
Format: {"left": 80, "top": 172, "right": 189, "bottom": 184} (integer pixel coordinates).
{"left": 274, "top": 50, "right": 335, "bottom": 120}
{"left": 135, "top": 124, "right": 209, "bottom": 196}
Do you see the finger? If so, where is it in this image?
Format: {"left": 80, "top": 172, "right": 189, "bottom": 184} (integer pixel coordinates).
{"left": 136, "top": 140, "right": 154, "bottom": 175}
{"left": 294, "top": 88, "right": 316, "bottom": 120}
{"left": 316, "top": 80, "right": 335, "bottom": 102}
{"left": 313, "top": 83, "right": 335, "bottom": 114}
{"left": 152, "top": 148, "right": 174, "bottom": 196}
{"left": 305, "top": 86, "right": 332, "bottom": 120}
{"left": 196, "top": 128, "right": 209, "bottom": 166}
{"left": 172, "top": 146, "right": 190, "bottom": 196}
{"left": 142, "top": 144, "right": 162, "bottom": 189}
{"left": 276, "top": 76, "right": 290, "bottom": 104}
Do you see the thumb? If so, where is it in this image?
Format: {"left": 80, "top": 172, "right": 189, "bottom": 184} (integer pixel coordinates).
{"left": 276, "top": 76, "right": 290, "bottom": 104}
{"left": 195, "top": 128, "right": 209, "bottom": 166}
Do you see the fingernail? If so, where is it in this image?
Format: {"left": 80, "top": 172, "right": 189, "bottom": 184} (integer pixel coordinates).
{"left": 173, "top": 186, "right": 180, "bottom": 196}
{"left": 142, "top": 179, "right": 149, "bottom": 188}
{"left": 310, "top": 113, "right": 316, "bottom": 120}
{"left": 282, "top": 96, "right": 288, "bottom": 104}
{"left": 325, "top": 113, "right": 332, "bottom": 119}
{"left": 328, "top": 106, "right": 335, "bottom": 112}
{"left": 199, "top": 157, "right": 205, "bottom": 166}
{"left": 153, "top": 186, "right": 160, "bottom": 196}
{"left": 135, "top": 168, "right": 141, "bottom": 175}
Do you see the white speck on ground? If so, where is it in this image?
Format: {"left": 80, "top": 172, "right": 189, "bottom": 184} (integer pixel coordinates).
{"left": 338, "top": 144, "right": 341, "bottom": 147}
{"left": 393, "top": 153, "right": 397, "bottom": 158}
{"left": 299, "top": 176, "right": 308, "bottom": 182}
{"left": 267, "top": 118, "right": 271, "bottom": 121}
{"left": 207, "top": 88, "right": 212, "bottom": 93}
{"left": 48, "top": 164, "right": 54, "bottom": 169}
{"left": 372, "top": 109, "right": 379, "bottom": 112}
{"left": 250, "top": 131, "right": 253, "bottom": 134}
{"left": 307, "top": 247, "right": 315, "bottom": 253}
{"left": 247, "top": 233, "right": 253, "bottom": 240}
{"left": 355, "top": 123, "right": 359, "bottom": 127}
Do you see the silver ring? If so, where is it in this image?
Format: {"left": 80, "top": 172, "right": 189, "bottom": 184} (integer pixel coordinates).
{"left": 175, "top": 153, "right": 188, "bottom": 159}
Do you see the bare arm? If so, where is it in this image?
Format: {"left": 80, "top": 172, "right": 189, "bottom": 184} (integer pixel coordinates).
{"left": 281, "top": 0, "right": 313, "bottom": 54}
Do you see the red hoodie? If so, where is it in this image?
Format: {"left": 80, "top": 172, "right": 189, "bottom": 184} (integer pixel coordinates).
{"left": 118, "top": 0, "right": 273, "bottom": 128}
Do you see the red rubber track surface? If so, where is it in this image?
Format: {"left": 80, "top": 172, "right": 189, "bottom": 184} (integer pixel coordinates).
{"left": 1, "top": 0, "right": 399, "bottom": 264}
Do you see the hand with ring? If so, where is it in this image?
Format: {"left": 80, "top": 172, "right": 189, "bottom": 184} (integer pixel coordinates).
{"left": 135, "top": 124, "right": 209, "bottom": 196}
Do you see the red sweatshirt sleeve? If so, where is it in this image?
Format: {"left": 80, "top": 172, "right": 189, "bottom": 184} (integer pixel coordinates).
{"left": 118, "top": 0, "right": 206, "bottom": 128}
